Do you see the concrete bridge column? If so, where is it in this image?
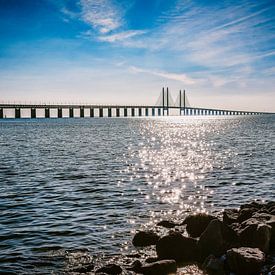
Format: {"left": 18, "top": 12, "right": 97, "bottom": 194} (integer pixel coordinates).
{"left": 116, "top": 108, "right": 120, "bottom": 117}
{"left": 80, "top": 107, "right": 84, "bottom": 118}
{"left": 108, "top": 108, "right": 112, "bottom": 117}
{"left": 69, "top": 108, "right": 74, "bottom": 118}
{"left": 158, "top": 108, "right": 161, "bottom": 116}
{"left": 145, "top": 108, "right": 149, "bottom": 116}
{"left": 90, "top": 108, "right": 94, "bottom": 117}
{"left": 45, "top": 108, "right": 50, "bottom": 118}
{"left": 190, "top": 109, "right": 193, "bottom": 115}
{"left": 138, "top": 108, "right": 142, "bottom": 116}
{"left": 0, "top": 108, "right": 3, "bottom": 119}
{"left": 99, "top": 108, "right": 103, "bottom": 117}
{"left": 124, "top": 108, "right": 127, "bottom": 117}
{"left": 58, "top": 108, "right": 62, "bottom": 118}
{"left": 31, "top": 108, "right": 36, "bottom": 119}
{"left": 152, "top": 108, "right": 155, "bottom": 116}
{"left": 131, "top": 108, "right": 135, "bottom": 117}
{"left": 15, "top": 108, "right": 21, "bottom": 119}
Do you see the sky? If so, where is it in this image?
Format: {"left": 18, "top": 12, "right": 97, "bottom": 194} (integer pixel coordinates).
{"left": 0, "top": 0, "right": 275, "bottom": 111}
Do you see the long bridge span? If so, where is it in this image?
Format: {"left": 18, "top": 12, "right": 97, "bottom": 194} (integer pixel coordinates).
{"left": 0, "top": 88, "right": 273, "bottom": 118}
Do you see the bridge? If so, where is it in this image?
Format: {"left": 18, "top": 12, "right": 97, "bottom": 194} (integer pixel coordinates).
{"left": 0, "top": 87, "right": 273, "bottom": 118}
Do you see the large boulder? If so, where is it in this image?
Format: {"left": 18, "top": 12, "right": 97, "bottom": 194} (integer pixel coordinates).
{"left": 141, "top": 260, "right": 177, "bottom": 275}
{"left": 226, "top": 247, "right": 265, "bottom": 275}
{"left": 181, "top": 213, "right": 216, "bottom": 238}
{"left": 239, "top": 218, "right": 272, "bottom": 253}
{"left": 156, "top": 231, "right": 198, "bottom": 263}
{"left": 198, "top": 219, "right": 239, "bottom": 261}
{"left": 132, "top": 231, "right": 160, "bottom": 247}
{"left": 251, "top": 213, "right": 275, "bottom": 248}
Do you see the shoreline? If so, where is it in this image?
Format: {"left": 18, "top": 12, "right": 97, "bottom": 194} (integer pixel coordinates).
{"left": 66, "top": 200, "right": 275, "bottom": 275}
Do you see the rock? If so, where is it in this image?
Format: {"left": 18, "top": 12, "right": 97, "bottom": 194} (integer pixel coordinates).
{"left": 267, "top": 216, "right": 275, "bottom": 248}
{"left": 71, "top": 263, "right": 94, "bottom": 273}
{"left": 181, "top": 213, "right": 216, "bottom": 238}
{"left": 198, "top": 219, "right": 239, "bottom": 261}
{"left": 240, "top": 201, "right": 264, "bottom": 211}
{"left": 239, "top": 218, "right": 272, "bottom": 253}
{"left": 96, "top": 264, "right": 122, "bottom": 274}
{"left": 157, "top": 220, "right": 178, "bottom": 228}
{"left": 237, "top": 208, "right": 255, "bottom": 223}
{"left": 251, "top": 213, "right": 275, "bottom": 248}
{"left": 202, "top": 255, "right": 225, "bottom": 275}
{"left": 132, "top": 231, "right": 160, "bottom": 247}
{"left": 226, "top": 247, "right": 265, "bottom": 275}
{"left": 223, "top": 209, "right": 239, "bottom": 225}
{"left": 127, "top": 260, "right": 142, "bottom": 273}
{"left": 141, "top": 259, "right": 177, "bottom": 275}
{"left": 156, "top": 231, "right": 198, "bottom": 263}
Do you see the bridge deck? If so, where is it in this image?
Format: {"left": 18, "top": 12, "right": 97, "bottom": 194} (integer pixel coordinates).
{"left": 0, "top": 104, "right": 273, "bottom": 115}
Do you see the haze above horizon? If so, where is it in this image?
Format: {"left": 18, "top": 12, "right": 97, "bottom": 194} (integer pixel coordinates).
{"left": 0, "top": 0, "right": 275, "bottom": 112}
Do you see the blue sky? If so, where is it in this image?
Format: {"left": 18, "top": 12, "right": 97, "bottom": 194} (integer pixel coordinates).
{"left": 0, "top": 0, "right": 275, "bottom": 111}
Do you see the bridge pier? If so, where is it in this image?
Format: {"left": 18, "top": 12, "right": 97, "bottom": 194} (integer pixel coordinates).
{"left": 131, "top": 108, "right": 135, "bottom": 117}
{"left": 0, "top": 108, "right": 3, "bottom": 119}
{"left": 31, "top": 108, "right": 36, "bottom": 118}
{"left": 124, "top": 108, "right": 127, "bottom": 117}
{"left": 45, "top": 108, "right": 50, "bottom": 118}
{"left": 58, "top": 108, "right": 62, "bottom": 118}
{"left": 116, "top": 108, "right": 120, "bottom": 117}
{"left": 70, "top": 108, "right": 74, "bottom": 118}
{"left": 99, "top": 108, "right": 103, "bottom": 117}
{"left": 152, "top": 108, "right": 155, "bottom": 116}
{"left": 15, "top": 108, "right": 21, "bottom": 119}
{"left": 108, "top": 108, "right": 112, "bottom": 117}
{"left": 145, "top": 108, "right": 149, "bottom": 116}
{"left": 138, "top": 108, "right": 142, "bottom": 116}
{"left": 80, "top": 107, "right": 84, "bottom": 118}
{"left": 90, "top": 108, "right": 94, "bottom": 117}
{"left": 158, "top": 108, "right": 161, "bottom": 116}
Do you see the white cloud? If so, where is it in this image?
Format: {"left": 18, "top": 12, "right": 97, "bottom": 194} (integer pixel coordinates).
{"left": 130, "top": 66, "right": 196, "bottom": 85}
{"left": 80, "top": 0, "right": 122, "bottom": 33}
{"left": 98, "top": 30, "right": 146, "bottom": 42}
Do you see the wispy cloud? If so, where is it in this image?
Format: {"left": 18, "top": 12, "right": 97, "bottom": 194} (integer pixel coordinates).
{"left": 80, "top": 0, "right": 122, "bottom": 33}
{"left": 130, "top": 66, "right": 196, "bottom": 85}
{"left": 98, "top": 30, "right": 146, "bottom": 42}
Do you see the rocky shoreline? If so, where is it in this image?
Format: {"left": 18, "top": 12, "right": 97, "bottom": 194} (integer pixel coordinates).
{"left": 68, "top": 200, "right": 275, "bottom": 274}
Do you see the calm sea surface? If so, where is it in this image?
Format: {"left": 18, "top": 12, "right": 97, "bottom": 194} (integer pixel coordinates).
{"left": 0, "top": 116, "right": 274, "bottom": 274}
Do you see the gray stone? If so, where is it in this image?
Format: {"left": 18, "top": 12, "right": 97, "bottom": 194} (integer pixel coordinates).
{"left": 182, "top": 213, "right": 216, "bottom": 238}
{"left": 198, "top": 219, "right": 239, "bottom": 261}
{"left": 239, "top": 219, "right": 272, "bottom": 253}
{"left": 156, "top": 231, "right": 198, "bottom": 263}
{"left": 226, "top": 247, "right": 265, "bottom": 275}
